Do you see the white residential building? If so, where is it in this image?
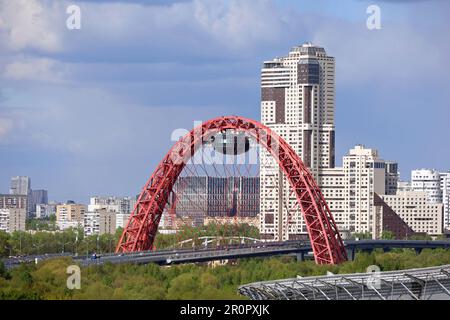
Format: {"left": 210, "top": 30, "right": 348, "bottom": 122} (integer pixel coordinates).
{"left": 84, "top": 209, "right": 116, "bottom": 236}
{"left": 259, "top": 43, "right": 336, "bottom": 241}
{"left": 380, "top": 191, "right": 443, "bottom": 237}
{"left": 319, "top": 145, "right": 396, "bottom": 235}
{"left": 411, "top": 169, "right": 442, "bottom": 203}
{"left": 89, "top": 196, "right": 135, "bottom": 215}
{"left": 116, "top": 213, "right": 130, "bottom": 229}
{"left": 36, "top": 202, "right": 57, "bottom": 219}
{"left": 88, "top": 196, "right": 136, "bottom": 231}
{"left": 440, "top": 172, "right": 450, "bottom": 230}
{"left": 397, "top": 180, "right": 413, "bottom": 192}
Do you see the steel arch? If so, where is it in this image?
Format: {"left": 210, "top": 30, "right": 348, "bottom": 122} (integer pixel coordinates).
{"left": 116, "top": 116, "right": 347, "bottom": 264}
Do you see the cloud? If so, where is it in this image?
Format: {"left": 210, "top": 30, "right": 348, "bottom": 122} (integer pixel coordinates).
{"left": 2, "top": 57, "right": 68, "bottom": 82}
{"left": 0, "top": 0, "right": 449, "bottom": 199}
{"left": 0, "top": 0, "right": 63, "bottom": 52}
{"left": 0, "top": 118, "right": 13, "bottom": 140}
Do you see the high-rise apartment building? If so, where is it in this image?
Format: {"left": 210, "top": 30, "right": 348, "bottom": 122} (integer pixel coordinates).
{"left": 411, "top": 169, "right": 442, "bottom": 203}
{"left": 36, "top": 202, "right": 57, "bottom": 219}
{"left": 56, "top": 203, "right": 86, "bottom": 230}
{"left": 319, "top": 145, "right": 397, "bottom": 235}
{"left": 259, "top": 43, "right": 336, "bottom": 241}
{"left": 0, "top": 194, "right": 27, "bottom": 210}
{"left": 9, "top": 176, "right": 32, "bottom": 217}
{"left": 9, "top": 176, "right": 31, "bottom": 195}
{"left": 440, "top": 172, "right": 450, "bottom": 230}
{"left": 88, "top": 196, "right": 137, "bottom": 215}
{"left": 0, "top": 209, "right": 26, "bottom": 233}
{"left": 84, "top": 209, "right": 116, "bottom": 236}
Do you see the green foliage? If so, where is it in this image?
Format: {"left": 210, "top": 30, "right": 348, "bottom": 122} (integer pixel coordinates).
{"left": 26, "top": 218, "right": 57, "bottom": 231}
{"left": 409, "top": 234, "right": 433, "bottom": 240}
{"left": 154, "top": 223, "right": 260, "bottom": 250}
{"left": 0, "top": 261, "right": 6, "bottom": 278}
{"left": 1, "top": 248, "right": 450, "bottom": 300}
{"left": 381, "top": 231, "right": 395, "bottom": 240}
{"left": 352, "top": 232, "right": 372, "bottom": 240}
{"left": 0, "top": 223, "right": 258, "bottom": 258}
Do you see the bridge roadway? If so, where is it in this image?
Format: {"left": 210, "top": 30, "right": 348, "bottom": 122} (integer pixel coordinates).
{"left": 2, "top": 240, "right": 450, "bottom": 269}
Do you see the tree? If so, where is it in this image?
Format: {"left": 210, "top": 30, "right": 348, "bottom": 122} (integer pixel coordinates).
{"left": 352, "top": 232, "right": 372, "bottom": 240}
{"left": 381, "top": 231, "right": 395, "bottom": 240}
{"left": 0, "top": 231, "right": 11, "bottom": 257}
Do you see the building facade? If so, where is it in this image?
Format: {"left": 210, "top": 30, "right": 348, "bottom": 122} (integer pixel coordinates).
{"left": 93, "top": 196, "right": 136, "bottom": 215}
{"left": 9, "top": 176, "right": 31, "bottom": 196}
{"left": 259, "top": 43, "right": 336, "bottom": 241}
{"left": 84, "top": 209, "right": 116, "bottom": 236}
{"left": 116, "top": 213, "right": 130, "bottom": 229}
{"left": 36, "top": 202, "right": 57, "bottom": 219}
{"left": 379, "top": 191, "right": 443, "bottom": 237}
{"left": 56, "top": 203, "right": 86, "bottom": 230}
{"left": 29, "top": 189, "right": 48, "bottom": 216}
{"left": 166, "top": 176, "right": 260, "bottom": 228}
{"left": 441, "top": 172, "right": 450, "bottom": 230}
{"left": 0, "top": 208, "right": 26, "bottom": 233}
{"left": 0, "top": 194, "right": 27, "bottom": 210}
{"left": 318, "top": 145, "right": 398, "bottom": 235}
{"left": 411, "top": 169, "right": 442, "bottom": 203}
{"left": 9, "top": 176, "right": 32, "bottom": 217}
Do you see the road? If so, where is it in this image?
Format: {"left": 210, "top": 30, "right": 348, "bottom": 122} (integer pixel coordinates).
{"left": 2, "top": 240, "right": 450, "bottom": 269}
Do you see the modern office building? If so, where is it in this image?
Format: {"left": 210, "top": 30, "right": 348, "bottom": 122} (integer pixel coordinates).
{"left": 259, "top": 42, "right": 336, "bottom": 241}
{"left": 29, "top": 189, "right": 48, "bottom": 216}
{"left": 411, "top": 169, "right": 442, "bottom": 203}
{"left": 56, "top": 203, "right": 86, "bottom": 230}
{"left": 166, "top": 176, "right": 260, "bottom": 227}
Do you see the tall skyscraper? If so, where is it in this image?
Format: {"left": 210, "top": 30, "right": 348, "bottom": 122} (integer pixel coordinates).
{"left": 9, "top": 176, "right": 31, "bottom": 196}
{"left": 259, "top": 42, "right": 336, "bottom": 241}
{"left": 9, "top": 176, "right": 32, "bottom": 217}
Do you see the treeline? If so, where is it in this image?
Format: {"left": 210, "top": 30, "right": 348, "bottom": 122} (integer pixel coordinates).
{"left": 1, "top": 248, "right": 450, "bottom": 300}
{"left": 0, "top": 223, "right": 259, "bottom": 257}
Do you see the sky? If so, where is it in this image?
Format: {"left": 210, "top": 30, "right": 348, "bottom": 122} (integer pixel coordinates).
{"left": 0, "top": 0, "right": 449, "bottom": 203}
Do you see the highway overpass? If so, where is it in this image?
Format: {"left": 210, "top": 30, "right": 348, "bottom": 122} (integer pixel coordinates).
{"left": 2, "top": 240, "right": 450, "bottom": 269}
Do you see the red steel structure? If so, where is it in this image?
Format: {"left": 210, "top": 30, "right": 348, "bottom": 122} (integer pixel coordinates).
{"left": 116, "top": 116, "right": 347, "bottom": 264}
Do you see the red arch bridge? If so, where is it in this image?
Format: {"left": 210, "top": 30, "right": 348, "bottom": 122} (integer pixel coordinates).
{"left": 116, "top": 116, "right": 347, "bottom": 265}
